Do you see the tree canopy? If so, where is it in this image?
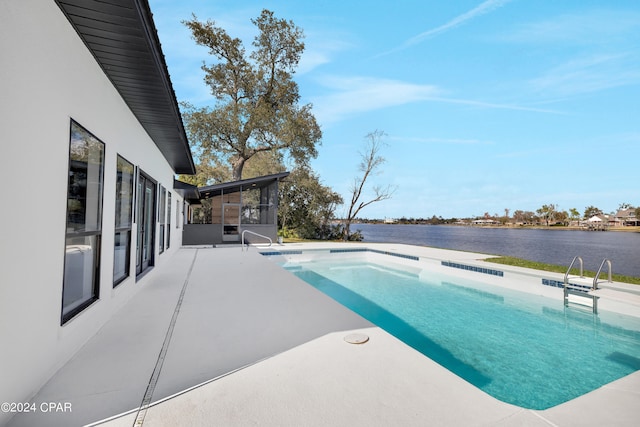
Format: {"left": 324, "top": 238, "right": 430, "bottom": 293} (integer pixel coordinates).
{"left": 536, "top": 204, "right": 557, "bottom": 226}
{"left": 182, "top": 10, "right": 321, "bottom": 181}
{"left": 584, "top": 206, "right": 603, "bottom": 219}
{"left": 279, "top": 166, "right": 343, "bottom": 240}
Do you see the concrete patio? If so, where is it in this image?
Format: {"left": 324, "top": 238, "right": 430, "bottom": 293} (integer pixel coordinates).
{"left": 6, "top": 244, "right": 640, "bottom": 427}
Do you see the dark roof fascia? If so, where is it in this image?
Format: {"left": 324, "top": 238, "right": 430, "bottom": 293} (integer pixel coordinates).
{"left": 55, "top": 0, "right": 196, "bottom": 175}
{"left": 198, "top": 172, "right": 290, "bottom": 198}
{"left": 173, "top": 179, "right": 200, "bottom": 201}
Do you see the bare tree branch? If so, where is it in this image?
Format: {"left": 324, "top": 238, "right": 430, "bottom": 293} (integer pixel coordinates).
{"left": 343, "top": 130, "right": 395, "bottom": 240}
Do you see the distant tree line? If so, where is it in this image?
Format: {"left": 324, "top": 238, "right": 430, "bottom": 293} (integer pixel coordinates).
{"left": 354, "top": 203, "right": 639, "bottom": 226}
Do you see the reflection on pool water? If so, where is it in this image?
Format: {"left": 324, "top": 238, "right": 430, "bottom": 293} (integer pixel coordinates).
{"left": 282, "top": 257, "right": 640, "bottom": 410}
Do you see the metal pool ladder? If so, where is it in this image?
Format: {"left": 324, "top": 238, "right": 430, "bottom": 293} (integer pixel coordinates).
{"left": 563, "top": 256, "right": 600, "bottom": 314}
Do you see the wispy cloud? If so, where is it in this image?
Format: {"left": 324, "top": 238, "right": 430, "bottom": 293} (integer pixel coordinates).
{"left": 298, "top": 37, "right": 353, "bottom": 75}
{"left": 426, "top": 96, "right": 566, "bottom": 114}
{"left": 503, "top": 9, "right": 640, "bottom": 45}
{"left": 405, "top": 0, "right": 512, "bottom": 46}
{"left": 378, "top": 0, "right": 512, "bottom": 56}
{"left": 310, "top": 77, "right": 442, "bottom": 123}
{"left": 529, "top": 52, "right": 640, "bottom": 97}
{"left": 388, "top": 136, "right": 494, "bottom": 145}
{"left": 310, "top": 75, "right": 566, "bottom": 124}
{"left": 496, "top": 8, "right": 640, "bottom": 100}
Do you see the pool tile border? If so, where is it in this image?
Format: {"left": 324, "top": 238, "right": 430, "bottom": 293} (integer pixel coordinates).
{"left": 260, "top": 248, "right": 420, "bottom": 261}
{"left": 542, "top": 278, "right": 591, "bottom": 293}
{"left": 329, "top": 248, "right": 420, "bottom": 261}
{"left": 262, "top": 248, "right": 512, "bottom": 278}
{"left": 260, "top": 250, "right": 303, "bottom": 256}
{"left": 441, "top": 261, "right": 504, "bottom": 277}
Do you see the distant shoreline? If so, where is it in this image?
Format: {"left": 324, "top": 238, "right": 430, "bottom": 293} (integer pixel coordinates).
{"left": 353, "top": 223, "right": 640, "bottom": 233}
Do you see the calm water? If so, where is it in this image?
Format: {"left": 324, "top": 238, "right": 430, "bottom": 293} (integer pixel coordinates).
{"left": 287, "top": 258, "right": 640, "bottom": 409}
{"left": 354, "top": 224, "right": 640, "bottom": 277}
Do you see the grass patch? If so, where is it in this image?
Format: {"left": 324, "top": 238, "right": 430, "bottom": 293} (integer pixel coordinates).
{"left": 485, "top": 256, "right": 640, "bottom": 285}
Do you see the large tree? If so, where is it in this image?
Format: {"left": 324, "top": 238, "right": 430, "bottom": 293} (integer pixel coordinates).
{"left": 569, "top": 208, "right": 581, "bottom": 223}
{"left": 183, "top": 10, "right": 321, "bottom": 181}
{"left": 536, "top": 204, "right": 557, "bottom": 226}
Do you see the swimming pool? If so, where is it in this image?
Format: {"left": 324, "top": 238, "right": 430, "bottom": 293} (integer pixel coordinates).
{"left": 270, "top": 250, "right": 640, "bottom": 410}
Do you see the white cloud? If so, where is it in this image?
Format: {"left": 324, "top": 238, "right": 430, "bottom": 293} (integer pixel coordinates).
{"left": 311, "top": 77, "right": 442, "bottom": 123}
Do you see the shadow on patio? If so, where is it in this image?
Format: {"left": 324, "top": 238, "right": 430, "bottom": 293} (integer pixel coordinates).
{"left": 7, "top": 247, "right": 371, "bottom": 427}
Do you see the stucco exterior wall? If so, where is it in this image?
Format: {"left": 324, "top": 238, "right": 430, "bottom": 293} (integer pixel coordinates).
{"left": 0, "top": 1, "right": 187, "bottom": 421}
{"left": 182, "top": 224, "right": 278, "bottom": 246}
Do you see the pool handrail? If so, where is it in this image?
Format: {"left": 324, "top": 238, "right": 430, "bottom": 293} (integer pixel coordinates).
{"left": 241, "top": 230, "right": 272, "bottom": 251}
{"left": 564, "top": 256, "right": 584, "bottom": 285}
{"left": 593, "top": 258, "right": 612, "bottom": 290}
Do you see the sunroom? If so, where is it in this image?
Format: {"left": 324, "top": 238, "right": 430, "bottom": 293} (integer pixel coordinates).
{"left": 182, "top": 172, "right": 289, "bottom": 246}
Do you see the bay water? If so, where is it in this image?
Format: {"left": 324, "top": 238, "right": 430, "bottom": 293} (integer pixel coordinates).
{"left": 354, "top": 223, "right": 640, "bottom": 277}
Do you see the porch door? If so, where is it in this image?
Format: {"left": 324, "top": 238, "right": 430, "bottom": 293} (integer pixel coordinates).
{"left": 136, "top": 173, "right": 156, "bottom": 276}
{"left": 222, "top": 203, "right": 241, "bottom": 242}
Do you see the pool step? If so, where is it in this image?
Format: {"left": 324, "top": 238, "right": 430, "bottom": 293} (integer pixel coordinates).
{"left": 563, "top": 256, "right": 602, "bottom": 314}
{"left": 564, "top": 284, "right": 599, "bottom": 314}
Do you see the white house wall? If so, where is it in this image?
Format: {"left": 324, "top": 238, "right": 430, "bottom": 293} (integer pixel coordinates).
{"left": 0, "top": 0, "right": 187, "bottom": 421}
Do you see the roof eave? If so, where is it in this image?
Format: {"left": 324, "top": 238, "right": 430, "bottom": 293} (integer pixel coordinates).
{"left": 198, "top": 172, "right": 290, "bottom": 198}
{"left": 55, "top": 0, "right": 196, "bottom": 175}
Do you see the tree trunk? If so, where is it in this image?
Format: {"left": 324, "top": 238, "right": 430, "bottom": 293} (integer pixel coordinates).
{"left": 342, "top": 218, "right": 351, "bottom": 241}
{"left": 232, "top": 157, "right": 246, "bottom": 181}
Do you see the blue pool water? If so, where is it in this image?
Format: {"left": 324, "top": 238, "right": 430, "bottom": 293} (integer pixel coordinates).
{"left": 284, "top": 259, "right": 640, "bottom": 410}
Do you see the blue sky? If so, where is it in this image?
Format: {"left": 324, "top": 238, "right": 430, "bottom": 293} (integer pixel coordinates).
{"left": 149, "top": 0, "right": 640, "bottom": 219}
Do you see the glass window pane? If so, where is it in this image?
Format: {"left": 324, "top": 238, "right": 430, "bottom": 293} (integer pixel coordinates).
{"left": 67, "top": 122, "right": 104, "bottom": 232}
{"left": 143, "top": 183, "right": 155, "bottom": 262}
{"left": 241, "top": 205, "right": 260, "bottom": 224}
{"left": 167, "top": 193, "right": 172, "bottom": 224}
{"left": 223, "top": 225, "right": 238, "bottom": 236}
{"left": 159, "top": 186, "right": 166, "bottom": 253}
{"left": 223, "top": 205, "right": 239, "bottom": 225}
{"left": 113, "top": 231, "right": 131, "bottom": 285}
{"left": 114, "top": 155, "right": 133, "bottom": 285}
{"left": 159, "top": 186, "right": 166, "bottom": 222}
{"left": 62, "top": 235, "right": 99, "bottom": 317}
{"left": 115, "top": 156, "right": 134, "bottom": 228}
{"left": 166, "top": 193, "right": 172, "bottom": 249}
{"left": 63, "top": 121, "right": 104, "bottom": 323}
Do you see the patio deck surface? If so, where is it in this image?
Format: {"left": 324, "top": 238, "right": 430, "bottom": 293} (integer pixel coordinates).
{"left": 6, "top": 243, "right": 640, "bottom": 427}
